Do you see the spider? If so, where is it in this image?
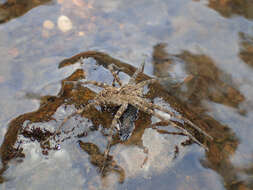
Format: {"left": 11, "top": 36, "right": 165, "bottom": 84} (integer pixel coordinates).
{"left": 52, "top": 62, "right": 212, "bottom": 157}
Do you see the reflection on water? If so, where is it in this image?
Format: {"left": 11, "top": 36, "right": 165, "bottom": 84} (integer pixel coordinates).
{"left": 79, "top": 140, "right": 125, "bottom": 184}
{"left": 152, "top": 44, "right": 252, "bottom": 190}
{"left": 0, "top": 51, "right": 251, "bottom": 189}
{"left": 0, "top": 0, "right": 51, "bottom": 23}
{"left": 153, "top": 43, "right": 245, "bottom": 109}
{"left": 0, "top": 0, "right": 253, "bottom": 190}
{"left": 207, "top": 0, "right": 253, "bottom": 20}
{"left": 0, "top": 52, "right": 208, "bottom": 187}
{"left": 239, "top": 32, "right": 253, "bottom": 67}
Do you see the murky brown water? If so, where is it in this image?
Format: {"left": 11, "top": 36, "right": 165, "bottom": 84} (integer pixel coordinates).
{"left": 0, "top": 0, "right": 253, "bottom": 190}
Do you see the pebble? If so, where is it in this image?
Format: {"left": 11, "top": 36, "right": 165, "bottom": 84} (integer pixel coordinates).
{"left": 78, "top": 31, "right": 85, "bottom": 36}
{"left": 0, "top": 76, "right": 4, "bottom": 83}
{"left": 57, "top": 0, "right": 64, "bottom": 4}
{"left": 43, "top": 20, "right": 55, "bottom": 30}
{"left": 73, "top": 0, "right": 86, "bottom": 7}
{"left": 57, "top": 15, "right": 73, "bottom": 32}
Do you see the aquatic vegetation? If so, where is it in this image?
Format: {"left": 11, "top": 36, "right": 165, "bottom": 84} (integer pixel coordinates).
{"left": 53, "top": 62, "right": 212, "bottom": 156}
{"left": 0, "top": 51, "right": 215, "bottom": 185}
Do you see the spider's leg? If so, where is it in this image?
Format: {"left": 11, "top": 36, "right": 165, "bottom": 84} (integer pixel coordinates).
{"left": 60, "top": 100, "right": 101, "bottom": 128}
{"left": 64, "top": 80, "right": 110, "bottom": 88}
{"left": 41, "top": 108, "right": 84, "bottom": 147}
{"left": 137, "top": 75, "right": 193, "bottom": 88}
{"left": 131, "top": 102, "right": 208, "bottom": 150}
{"left": 112, "top": 103, "right": 129, "bottom": 130}
{"left": 41, "top": 100, "right": 101, "bottom": 147}
{"left": 129, "top": 61, "right": 145, "bottom": 84}
{"left": 102, "top": 103, "right": 128, "bottom": 173}
{"left": 136, "top": 98, "right": 212, "bottom": 139}
{"left": 60, "top": 101, "right": 100, "bottom": 134}
{"left": 55, "top": 108, "right": 84, "bottom": 136}
{"left": 108, "top": 64, "right": 123, "bottom": 86}
{"left": 104, "top": 103, "right": 128, "bottom": 157}
{"left": 136, "top": 77, "right": 171, "bottom": 88}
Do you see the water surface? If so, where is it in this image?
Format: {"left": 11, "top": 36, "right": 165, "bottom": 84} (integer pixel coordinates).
{"left": 0, "top": 0, "right": 253, "bottom": 189}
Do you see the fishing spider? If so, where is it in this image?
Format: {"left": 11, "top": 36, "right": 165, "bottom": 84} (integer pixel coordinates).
{"left": 53, "top": 62, "right": 212, "bottom": 157}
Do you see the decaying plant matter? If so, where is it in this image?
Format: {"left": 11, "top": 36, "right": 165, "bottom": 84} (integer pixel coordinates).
{"left": 48, "top": 61, "right": 212, "bottom": 161}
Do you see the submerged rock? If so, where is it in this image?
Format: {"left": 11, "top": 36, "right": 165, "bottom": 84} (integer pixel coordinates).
{"left": 43, "top": 20, "right": 55, "bottom": 30}
{"left": 57, "top": 15, "right": 72, "bottom": 32}
{"left": 113, "top": 128, "right": 188, "bottom": 178}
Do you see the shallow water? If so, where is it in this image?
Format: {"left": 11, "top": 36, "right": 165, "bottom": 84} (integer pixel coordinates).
{"left": 0, "top": 0, "right": 253, "bottom": 189}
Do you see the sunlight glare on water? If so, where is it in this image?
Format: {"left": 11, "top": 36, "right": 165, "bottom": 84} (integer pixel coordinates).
{"left": 0, "top": 0, "right": 253, "bottom": 189}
